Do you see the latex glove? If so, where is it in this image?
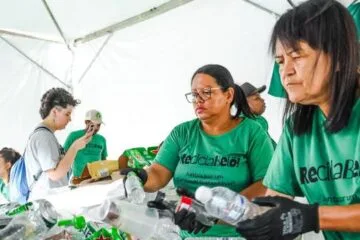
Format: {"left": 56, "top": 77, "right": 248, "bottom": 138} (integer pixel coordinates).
{"left": 236, "top": 196, "right": 319, "bottom": 240}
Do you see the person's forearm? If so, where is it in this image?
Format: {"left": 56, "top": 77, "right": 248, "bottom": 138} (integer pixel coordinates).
{"left": 319, "top": 204, "right": 360, "bottom": 232}
{"left": 143, "top": 168, "right": 166, "bottom": 192}
{"left": 240, "top": 180, "right": 267, "bottom": 200}
{"left": 47, "top": 146, "right": 77, "bottom": 181}
{"left": 265, "top": 189, "right": 294, "bottom": 199}
{"left": 143, "top": 164, "right": 172, "bottom": 192}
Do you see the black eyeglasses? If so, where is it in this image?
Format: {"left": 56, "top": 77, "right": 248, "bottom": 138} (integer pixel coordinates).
{"left": 184, "top": 87, "right": 222, "bottom": 103}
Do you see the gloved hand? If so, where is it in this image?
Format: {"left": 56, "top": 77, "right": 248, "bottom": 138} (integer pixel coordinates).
{"left": 174, "top": 208, "right": 212, "bottom": 234}
{"left": 176, "top": 188, "right": 195, "bottom": 198}
{"left": 120, "top": 168, "right": 148, "bottom": 197}
{"left": 176, "top": 187, "right": 216, "bottom": 233}
{"left": 148, "top": 188, "right": 215, "bottom": 234}
{"left": 236, "top": 196, "right": 319, "bottom": 240}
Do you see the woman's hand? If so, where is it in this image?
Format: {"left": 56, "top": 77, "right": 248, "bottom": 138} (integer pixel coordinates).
{"left": 236, "top": 196, "right": 319, "bottom": 240}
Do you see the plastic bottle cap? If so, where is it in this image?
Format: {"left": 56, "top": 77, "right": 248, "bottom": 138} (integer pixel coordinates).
{"left": 195, "top": 186, "right": 212, "bottom": 204}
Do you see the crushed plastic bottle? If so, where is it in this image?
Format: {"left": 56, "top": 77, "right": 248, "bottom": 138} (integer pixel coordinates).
{"left": 195, "top": 186, "right": 270, "bottom": 225}
{"left": 125, "top": 171, "right": 146, "bottom": 204}
{"left": 83, "top": 199, "right": 181, "bottom": 240}
{"left": 0, "top": 199, "right": 58, "bottom": 239}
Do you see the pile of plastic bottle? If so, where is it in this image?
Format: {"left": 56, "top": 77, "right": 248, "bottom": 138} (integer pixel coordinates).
{"left": 0, "top": 171, "right": 269, "bottom": 240}
{"left": 0, "top": 172, "right": 181, "bottom": 240}
{"left": 0, "top": 199, "right": 131, "bottom": 240}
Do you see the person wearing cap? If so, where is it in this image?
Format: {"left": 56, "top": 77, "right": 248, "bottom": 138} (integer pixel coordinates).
{"left": 240, "top": 82, "right": 276, "bottom": 148}
{"left": 63, "top": 109, "right": 108, "bottom": 177}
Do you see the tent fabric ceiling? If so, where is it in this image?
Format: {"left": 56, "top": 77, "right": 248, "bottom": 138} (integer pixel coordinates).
{"left": 250, "top": 0, "right": 354, "bottom": 16}
{"left": 0, "top": 0, "right": 354, "bottom": 44}
{"left": 0, "top": 0, "right": 356, "bottom": 158}
{"left": 0, "top": 0, "right": 170, "bottom": 42}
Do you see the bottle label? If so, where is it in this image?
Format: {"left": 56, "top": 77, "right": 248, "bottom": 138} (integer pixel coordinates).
{"left": 227, "top": 209, "right": 242, "bottom": 221}
{"left": 99, "top": 168, "right": 110, "bottom": 178}
{"left": 80, "top": 222, "right": 97, "bottom": 238}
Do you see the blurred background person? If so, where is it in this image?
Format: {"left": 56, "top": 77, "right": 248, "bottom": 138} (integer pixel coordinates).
{"left": 64, "top": 109, "right": 107, "bottom": 178}
{"left": 0, "top": 147, "right": 20, "bottom": 201}
{"left": 241, "top": 82, "right": 276, "bottom": 148}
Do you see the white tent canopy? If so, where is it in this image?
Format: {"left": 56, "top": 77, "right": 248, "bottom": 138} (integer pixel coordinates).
{"left": 0, "top": 0, "right": 353, "bottom": 158}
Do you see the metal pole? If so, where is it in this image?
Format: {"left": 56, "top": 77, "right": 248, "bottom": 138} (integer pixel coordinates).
{"left": 242, "top": 0, "right": 281, "bottom": 17}
{"left": 77, "top": 33, "right": 113, "bottom": 84}
{"left": 287, "top": 0, "right": 296, "bottom": 8}
{"left": 0, "top": 36, "right": 71, "bottom": 89}
{"left": 42, "top": 0, "right": 73, "bottom": 51}
{"left": 74, "top": 0, "right": 194, "bottom": 45}
{"left": 0, "top": 29, "right": 63, "bottom": 44}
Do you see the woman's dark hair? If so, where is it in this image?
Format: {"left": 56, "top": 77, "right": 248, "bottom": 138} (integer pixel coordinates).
{"left": 0, "top": 147, "right": 20, "bottom": 166}
{"left": 39, "top": 88, "right": 80, "bottom": 119}
{"left": 270, "top": 0, "right": 359, "bottom": 134}
{"left": 191, "top": 64, "right": 252, "bottom": 118}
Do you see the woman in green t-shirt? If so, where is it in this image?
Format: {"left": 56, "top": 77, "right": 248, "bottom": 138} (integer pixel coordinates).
{"left": 236, "top": 1, "right": 360, "bottom": 240}
{"left": 0, "top": 147, "right": 20, "bottom": 201}
{"left": 122, "top": 64, "right": 274, "bottom": 238}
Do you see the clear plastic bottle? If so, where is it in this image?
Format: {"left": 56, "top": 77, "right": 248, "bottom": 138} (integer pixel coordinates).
{"left": 125, "top": 171, "right": 146, "bottom": 204}
{"left": 195, "top": 186, "right": 270, "bottom": 225}
{"left": 83, "top": 199, "right": 181, "bottom": 240}
{"left": 0, "top": 199, "right": 58, "bottom": 239}
{"left": 0, "top": 202, "right": 19, "bottom": 216}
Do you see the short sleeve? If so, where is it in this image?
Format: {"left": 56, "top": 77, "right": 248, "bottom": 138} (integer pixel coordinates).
{"left": 32, "top": 131, "right": 60, "bottom": 171}
{"left": 154, "top": 126, "right": 183, "bottom": 173}
{"left": 247, "top": 126, "right": 274, "bottom": 182}
{"left": 263, "top": 123, "right": 303, "bottom": 196}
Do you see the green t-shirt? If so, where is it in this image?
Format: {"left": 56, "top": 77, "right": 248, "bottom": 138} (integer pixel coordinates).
{"left": 241, "top": 114, "right": 277, "bottom": 149}
{"left": 253, "top": 115, "right": 269, "bottom": 132}
{"left": 64, "top": 130, "right": 108, "bottom": 177}
{"left": 155, "top": 118, "right": 274, "bottom": 238}
{"left": 263, "top": 99, "right": 360, "bottom": 240}
{"left": 0, "top": 179, "right": 9, "bottom": 201}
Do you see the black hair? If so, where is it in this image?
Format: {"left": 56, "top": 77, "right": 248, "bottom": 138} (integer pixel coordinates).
{"left": 39, "top": 88, "right": 80, "bottom": 119}
{"left": 270, "top": 0, "right": 359, "bottom": 134}
{"left": 191, "top": 64, "right": 252, "bottom": 118}
{"left": 0, "top": 147, "right": 20, "bottom": 166}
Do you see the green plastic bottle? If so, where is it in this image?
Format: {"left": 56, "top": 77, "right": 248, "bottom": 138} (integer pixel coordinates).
{"left": 57, "top": 215, "right": 86, "bottom": 230}
{"left": 5, "top": 202, "right": 33, "bottom": 216}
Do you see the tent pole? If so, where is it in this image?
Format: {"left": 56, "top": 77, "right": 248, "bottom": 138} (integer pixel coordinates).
{"left": 0, "top": 29, "right": 63, "bottom": 44}
{"left": 0, "top": 36, "right": 71, "bottom": 89}
{"left": 287, "top": 0, "right": 296, "bottom": 8}
{"left": 42, "top": 0, "right": 72, "bottom": 51}
{"left": 74, "top": 0, "right": 194, "bottom": 45}
{"left": 242, "top": 0, "right": 280, "bottom": 17}
{"left": 77, "top": 33, "right": 113, "bottom": 84}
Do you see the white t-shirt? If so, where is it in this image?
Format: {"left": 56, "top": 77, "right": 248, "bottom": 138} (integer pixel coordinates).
{"left": 24, "top": 124, "right": 68, "bottom": 200}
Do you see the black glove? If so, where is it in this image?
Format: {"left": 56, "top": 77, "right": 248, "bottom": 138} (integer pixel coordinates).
{"left": 236, "top": 196, "right": 319, "bottom": 240}
{"left": 174, "top": 208, "right": 212, "bottom": 234}
{"left": 176, "top": 187, "right": 216, "bottom": 233}
{"left": 120, "top": 168, "right": 148, "bottom": 197}
{"left": 176, "top": 187, "right": 195, "bottom": 198}
{"left": 147, "top": 188, "right": 214, "bottom": 234}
